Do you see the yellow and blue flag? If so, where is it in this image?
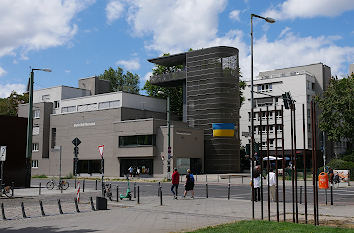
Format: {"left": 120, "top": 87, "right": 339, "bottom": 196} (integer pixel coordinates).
{"left": 212, "top": 123, "right": 235, "bottom": 137}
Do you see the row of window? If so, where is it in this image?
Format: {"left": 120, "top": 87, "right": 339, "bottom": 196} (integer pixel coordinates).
{"left": 119, "top": 135, "right": 156, "bottom": 147}
{"left": 257, "top": 83, "right": 272, "bottom": 92}
{"left": 248, "top": 110, "right": 282, "bottom": 121}
{"left": 61, "top": 100, "right": 120, "bottom": 114}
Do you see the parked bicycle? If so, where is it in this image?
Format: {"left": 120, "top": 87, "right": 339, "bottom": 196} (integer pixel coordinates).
{"left": 46, "top": 179, "right": 69, "bottom": 190}
{"left": 0, "top": 184, "right": 12, "bottom": 198}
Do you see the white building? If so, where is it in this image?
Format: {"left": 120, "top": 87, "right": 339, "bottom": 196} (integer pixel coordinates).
{"left": 240, "top": 63, "right": 333, "bottom": 158}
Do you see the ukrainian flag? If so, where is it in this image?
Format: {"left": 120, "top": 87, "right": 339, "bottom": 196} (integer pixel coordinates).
{"left": 212, "top": 123, "right": 235, "bottom": 137}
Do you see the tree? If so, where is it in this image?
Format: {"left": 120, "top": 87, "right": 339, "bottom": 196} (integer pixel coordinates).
{"left": 316, "top": 74, "right": 354, "bottom": 150}
{"left": 0, "top": 91, "right": 29, "bottom": 116}
{"left": 98, "top": 66, "right": 140, "bottom": 94}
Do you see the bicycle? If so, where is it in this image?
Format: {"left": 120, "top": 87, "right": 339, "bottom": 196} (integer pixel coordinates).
{"left": 46, "top": 179, "right": 69, "bottom": 190}
{"left": 0, "top": 184, "right": 12, "bottom": 198}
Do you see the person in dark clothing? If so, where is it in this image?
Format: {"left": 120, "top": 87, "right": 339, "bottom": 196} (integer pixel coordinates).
{"left": 171, "top": 168, "right": 180, "bottom": 199}
{"left": 183, "top": 169, "right": 195, "bottom": 198}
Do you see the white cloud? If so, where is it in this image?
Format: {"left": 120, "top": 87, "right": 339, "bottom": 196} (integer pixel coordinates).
{"left": 263, "top": 0, "right": 354, "bottom": 20}
{"left": 126, "top": 0, "right": 227, "bottom": 53}
{"left": 143, "top": 71, "right": 152, "bottom": 82}
{"left": 229, "top": 10, "right": 241, "bottom": 21}
{"left": 0, "top": 0, "right": 94, "bottom": 59}
{"left": 106, "top": 0, "right": 125, "bottom": 24}
{"left": 0, "top": 83, "right": 25, "bottom": 98}
{"left": 0, "top": 67, "right": 6, "bottom": 77}
{"left": 116, "top": 58, "right": 141, "bottom": 70}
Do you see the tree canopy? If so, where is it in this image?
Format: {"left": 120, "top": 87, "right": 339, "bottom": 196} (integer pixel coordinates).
{"left": 0, "top": 91, "right": 29, "bottom": 116}
{"left": 98, "top": 66, "right": 140, "bottom": 94}
{"left": 316, "top": 74, "right": 354, "bottom": 150}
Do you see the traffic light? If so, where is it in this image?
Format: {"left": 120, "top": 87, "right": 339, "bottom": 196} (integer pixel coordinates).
{"left": 74, "top": 146, "right": 79, "bottom": 155}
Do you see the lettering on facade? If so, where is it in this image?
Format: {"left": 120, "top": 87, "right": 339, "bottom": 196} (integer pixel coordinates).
{"left": 74, "top": 122, "right": 96, "bottom": 128}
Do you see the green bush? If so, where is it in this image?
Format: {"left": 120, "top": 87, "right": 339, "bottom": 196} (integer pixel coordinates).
{"left": 327, "top": 159, "right": 354, "bottom": 179}
{"left": 32, "top": 174, "right": 48, "bottom": 178}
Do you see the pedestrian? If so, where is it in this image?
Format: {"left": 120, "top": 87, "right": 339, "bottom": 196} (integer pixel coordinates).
{"left": 328, "top": 167, "right": 334, "bottom": 184}
{"left": 128, "top": 166, "right": 133, "bottom": 177}
{"left": 183, "top": 169, "right": 194, "bottom": 198}
{"left": 171, "top": 168, "right": 180, "bottom": 199}
{"left": 137, "top": 167, "right": 141, "bottom": 177}
{"left": 253, "top": 165, "right": 261, "bottom": 202}
{"left": 267, "top": 168, "right": 277, "bottom": 201}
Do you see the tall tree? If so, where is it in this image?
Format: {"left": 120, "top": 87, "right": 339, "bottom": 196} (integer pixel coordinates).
{"left": 0, "top": 91, "right": 29, "bottom": 116}
{"left": 98, "top": 66, "right": 140, "bottom": 94}
{"left": 316, "top": 74, "right": 354, "bottom": 150}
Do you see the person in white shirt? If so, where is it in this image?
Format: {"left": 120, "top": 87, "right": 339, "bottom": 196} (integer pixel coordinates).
{"left": 267, "top": 168, "right": 277, "bottom": 201}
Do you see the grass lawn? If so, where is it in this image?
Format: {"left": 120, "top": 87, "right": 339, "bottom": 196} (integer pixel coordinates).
{"left": 187, "top": 220, "right": 354, "bottom": 233}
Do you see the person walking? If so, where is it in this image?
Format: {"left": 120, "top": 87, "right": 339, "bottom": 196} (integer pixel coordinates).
{"left": 171, "top": 168, "right": 180, "bottom": 199}
{"left": 183, "top": 169, "right": 195, "bottom": 198}
{"left": 128, "top": 166, "right": 133, "bottom": 177}
{"left": 267, "top": 168, "right": 277, "bottom": 201}
{"left": 253, "top": 165, "right": 261, "bottom": 202}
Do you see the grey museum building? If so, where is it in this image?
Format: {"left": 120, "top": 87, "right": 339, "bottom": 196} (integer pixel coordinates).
{"left": 19, "top": 46, "right": 241, "bottom": 177}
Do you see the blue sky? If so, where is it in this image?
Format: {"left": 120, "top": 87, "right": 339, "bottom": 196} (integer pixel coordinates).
{"left": 0, "top": 0, "right": 353, "bottom": 98}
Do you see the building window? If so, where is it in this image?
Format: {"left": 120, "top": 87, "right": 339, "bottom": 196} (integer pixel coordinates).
{"left": 98, "top": 100, "right": 120, "bottom": 110}
{"left": 62, "top": 106, "right": 76, "bottom": 113}
{"left": 33, "top": 125, "right": 39, "bottom": 135}
{"left": 33, "top": 109, "right": 40, "bottom": 119}
{"left": 51, "top": 128, "right": 56, "bottom": 148}
{"left": 76, "top": 160, "right": 101, "bottom": 174}
{"left": 54, "top": 101, "right": 60, "bottom": 109}
{"left": 32, "top": 160, "right": 39, "bottom": 168}
{"left": 32, "top": 143, "right": 39, "bottom": 152}
{"left": 42, "top": 95, "right": 50, "bottom": 101}
{"left": 119, "top": 135, "right": 156, "bottom": 147}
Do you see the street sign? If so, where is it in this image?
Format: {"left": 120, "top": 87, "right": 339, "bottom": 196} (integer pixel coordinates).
{"left": 0, "top": 146, "right": 6, "bottom": 161}
{"left": 98, "top": 145, "right": 104, "bottom": 158}
{"left": 72, "top": 137, "right": 81, "bottom": 147}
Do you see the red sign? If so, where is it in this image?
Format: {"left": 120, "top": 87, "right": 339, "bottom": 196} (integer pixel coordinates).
{"left": 98, "top": 145, "right": 104, "bottom": 158}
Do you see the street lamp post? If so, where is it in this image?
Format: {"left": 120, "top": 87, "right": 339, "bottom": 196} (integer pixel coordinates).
{"left": 25, "top": 68, "right": 52, "bottom": 186}
{"left": 158, "top": 91, "right": 171, "bottom": 179}
{"left": 250, "top": 14, "right": 275, "bottom": 219}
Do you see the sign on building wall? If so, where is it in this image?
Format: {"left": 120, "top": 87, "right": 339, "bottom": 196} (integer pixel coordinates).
{"left": 212, "top": 123, "right": 235, "bottom": 137}
{"left": 0, "top": 146, "right": 6, "bottom": 161}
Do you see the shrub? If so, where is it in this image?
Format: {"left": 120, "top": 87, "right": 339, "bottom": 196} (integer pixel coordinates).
{"left": 32, "top": 174, "right": 48, "bottom": 178}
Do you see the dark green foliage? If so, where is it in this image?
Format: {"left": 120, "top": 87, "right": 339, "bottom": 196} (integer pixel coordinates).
{"left": 0, "top": 91, "right": 29, "bottom": 116}
{"left": 98, "top": 66, "right": 140, "bottom": 94}
{"left": 316, "top": 74, "right": 354, "bottom": 151}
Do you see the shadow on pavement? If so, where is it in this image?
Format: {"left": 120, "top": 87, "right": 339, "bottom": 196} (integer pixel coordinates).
{"left": 0, "top": 226, "right": 98, "bottom": 233}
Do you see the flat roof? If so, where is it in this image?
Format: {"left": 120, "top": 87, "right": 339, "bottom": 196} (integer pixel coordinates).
{"left": 148, "top": 52, "right": 186, "bottom": 66}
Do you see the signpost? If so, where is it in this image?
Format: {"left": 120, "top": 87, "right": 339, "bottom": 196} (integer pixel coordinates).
{"left": 0, "top": 146, "right": 6, "bottom": 190}
{"left": 98, "top": 145, "right": 104, "bottom": 197}
{"left": 72, "top": 138, "right": 81, "bottom": 186}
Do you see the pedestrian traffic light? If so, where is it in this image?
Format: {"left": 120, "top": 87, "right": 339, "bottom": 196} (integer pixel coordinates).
{"left": 74, "top": 146, "right": 79, "bottom": 155}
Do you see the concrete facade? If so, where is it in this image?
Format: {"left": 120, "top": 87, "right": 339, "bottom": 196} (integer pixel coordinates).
{"left": 148, "top": 46, "right": 240, "bottom": 173}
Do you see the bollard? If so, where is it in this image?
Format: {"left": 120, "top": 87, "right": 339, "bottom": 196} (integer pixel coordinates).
{"left": 39, "top": 200, "right": 45, "bottom": 216}
{"left": 58, "top": 199, "right": 63, "bottom": 214}
{"left": 83, "top": 179, "right": 85, "bottom": 193}
{"left": 74, "top": 197, "right": 80, "bottom": 213}
{"left": 137, "top": 186, "right": 140, "bottom": 204}
{"left": 116, "top": 186, "right": 119, "bottom": 202}
{"left": 75, "top": 178, "right": 77, "bottom": 189}
{"left": 21, "top": 202, "right": 27, "bottom": 218}
{"left": 160, "top": 186, "right": 163, "bottom": 206}
{"left": 206, "top": 184, "right": 208, "bottom": 198}
{"left": 228, "top": 183, "right": 230, "bottom": 200}
{"left": 300, "top": 186, "right": 302, "bottom": 204}
{"left": 134, "top": 182, "right": 136, "bottom": 198}
{"left": 95, "top": 179, "right": 98, "bottom": 190}
{"left": 11, "top": 182, "right": 14, "bottom": 197}
{"left": 90, "top": 197, "right": 96, "bottom": 211}
{"left": 330, "top": 185, "right": 333, "bottom": 205}
{"left": 39, "top": 182, "right": 41, "bottom": 195}
{"left": 1, "top": 203, "right": 6, "bottom": 220}
{"left": 158, "top": 182, "right": 160, "bottom": 197}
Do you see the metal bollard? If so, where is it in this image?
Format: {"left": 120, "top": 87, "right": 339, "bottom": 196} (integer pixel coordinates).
{"left": 137, "top": 186, "right": 140, "bottom": 204}
{"left": 228, "top": 183, "right": 230, "bottom": 200}
{"left": 116, "top": 186, "right": 119, "bottom": 202}
{"left": 158, "top": 182, "right": 160, "bottom": 197}
{"left": 1, "top": 203, "right": 6, "bottom": 220}
{"left": 134, "top": 182, "right": 136, "bottom": 198}
{"left": 300, "top": 186, "right": 302, "bottom": 204}
{"left": 330, "top": 185, "right": 333, "bottom": 205}
{"left": 82, "top": 179, "right": 85, "bottom": 193}
{"left": 74, "top": 197, "right": 80, "bottom": 213}
{"left": 21, "top": 202, "right": 27, "bottom": 218}
{"left": 58, "top": 199, "right": 63, "bottom": 214}
{"left": 160, "top": 186, "right": 163, "bottom": 206}
{"left": 95, "top": 179, "right": 98, "bottom": 190}
{"left": 206, "top": 184, "right": 208, "bottom": 198}
{"left": 39, "top": 200, "right": 45, "bottom": 216}
{"left": 39, "top": 182, "right": 41, "bottom": 195}
{"left": 11, "top": 182, "right": 14, "bottom": 197}
{"left": 90, "top": 197, "right": 96, "bottom": 211}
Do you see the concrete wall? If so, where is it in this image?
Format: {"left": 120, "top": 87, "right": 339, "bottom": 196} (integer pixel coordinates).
{"left": 78, "top": 76, "right": 110, "bottom": 95}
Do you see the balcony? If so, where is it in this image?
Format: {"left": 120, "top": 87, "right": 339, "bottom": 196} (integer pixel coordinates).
{"left": 150, "top": 70, "right": 186, "bottom": 87}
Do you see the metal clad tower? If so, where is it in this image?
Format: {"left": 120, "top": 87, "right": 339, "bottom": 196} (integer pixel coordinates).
{"left": 149, "top": 46, "right": 240, "bottom": 173}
